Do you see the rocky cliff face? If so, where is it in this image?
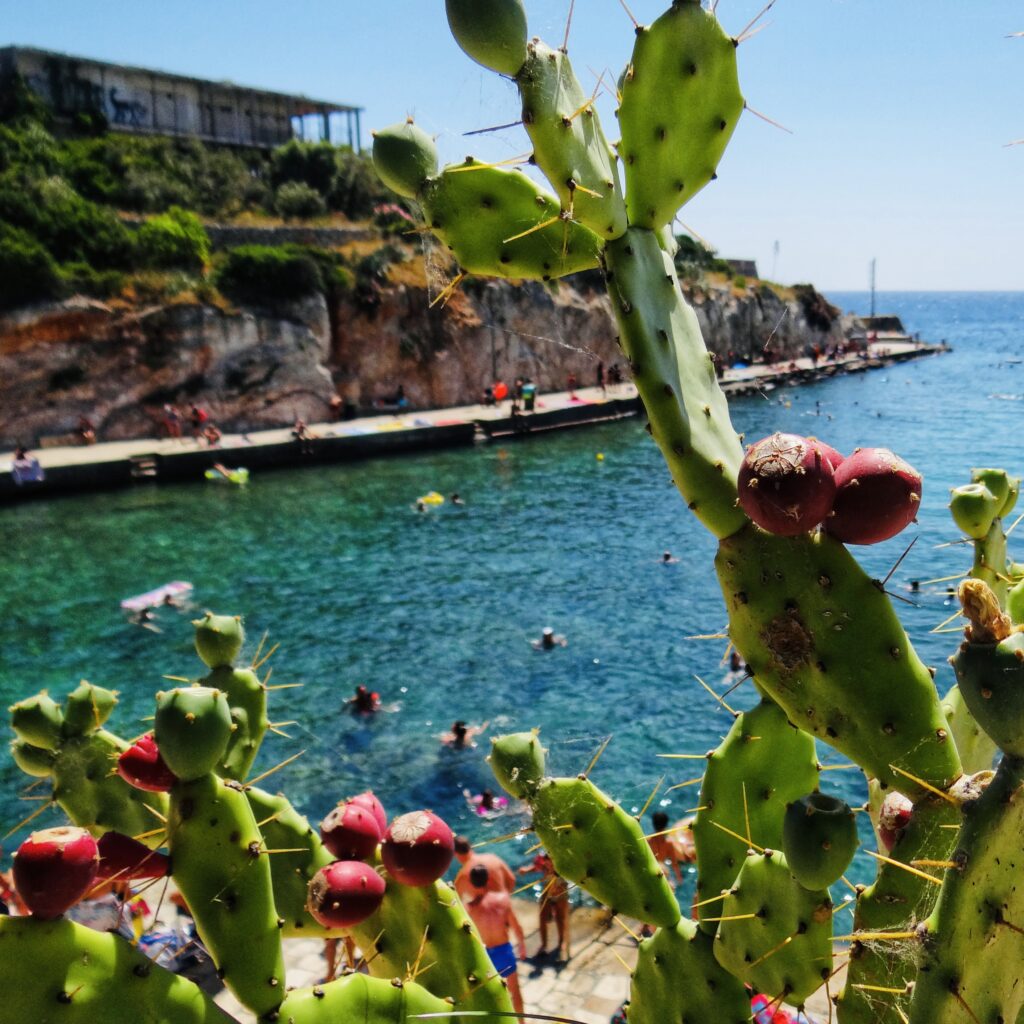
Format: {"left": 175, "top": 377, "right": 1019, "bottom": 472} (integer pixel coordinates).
{"left": 0, "top": 261, "right": 854, "bottom": 447}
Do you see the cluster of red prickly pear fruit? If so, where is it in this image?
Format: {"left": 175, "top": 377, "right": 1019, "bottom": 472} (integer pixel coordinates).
{"left": 738, "top": 432, "right": 922, "bottom": 544}
{"left": 13, "top": 826, "right": 99, "bottom": 919}
{"left": 307, "top": 792, "right": 454, "bottom": 929}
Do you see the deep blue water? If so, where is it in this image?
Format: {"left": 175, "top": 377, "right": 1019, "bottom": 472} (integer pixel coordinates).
{"left": 1, "top": 290, "right": 1020, "bottom": 913}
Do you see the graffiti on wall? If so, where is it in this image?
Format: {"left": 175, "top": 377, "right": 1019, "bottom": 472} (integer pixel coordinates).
{"left": 108, "top": 88, "right": 147, "bottom": 127}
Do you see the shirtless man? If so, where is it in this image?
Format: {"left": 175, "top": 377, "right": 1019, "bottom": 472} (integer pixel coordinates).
{"left": 648, "top": 810, "right": 695, "bottom": 885}
{"left": 464, "top": 865, "right": 527, "bottom": 1014}
{"left": 518, "top": 851, "right": 570, "bottom": 960}
{"left": 452, "top": 836, "right": 515, "bottom": 903}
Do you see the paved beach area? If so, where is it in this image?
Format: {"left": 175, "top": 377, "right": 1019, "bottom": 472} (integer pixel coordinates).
{"left": 1, "top": 338, "right": 945, "bottom": 504}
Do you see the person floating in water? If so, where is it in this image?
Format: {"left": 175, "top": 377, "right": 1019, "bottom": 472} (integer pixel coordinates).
{"left": 661, "top": 551, "right": 679, "bottom": 564}
{"left": 531, "top": 627, "right": 567, "bottom": 651}
{"left": 347, "top": 685, "right": 381, "bottom": 714}
{"left": 440, "top": 719, "right": 489, "bottom": 748}
{"left": 450, "top": 493, "right": 465, "bottom": 506}
{"left": 463, "top": 787, "right": 509, "bottom": 817}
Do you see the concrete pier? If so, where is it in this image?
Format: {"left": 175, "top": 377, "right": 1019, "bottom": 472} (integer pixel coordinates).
{"left": 0, "top": 340, "right": 947, "bottom": 504}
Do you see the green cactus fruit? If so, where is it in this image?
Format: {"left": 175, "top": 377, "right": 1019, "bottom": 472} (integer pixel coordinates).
{"left": 604, "top": 228, "right": 747, "bottom": 539}
{"left": 347, "top": 857, "right": 514, "bottom": 1015}
{"left": 371, "top": 120, "right": 439, "bottom": 199}
{"left": 628, "top": 918, "right": 750, "bottom": 1024}
{"left": 908, "top": 758, "right": 1024, "bottom": 1024}
{"left": 713, "top": 850, "right": 833, "bottom": 1006}
{"left": 940, "top": 682, "right": 997, "bottom": 774}
{"left": 204, "top": 665, "right": 267, "bottom": 781}
{"left": 154, "top": 687, "right": 233, "bottom": 782}
{"left": 0, "top": 916, "right": 227, "bottom": 1023}
{"left": 693, "top": 697, "right": 818, "bottom": 933}
{"left": 261, "top": 972, "right": 453, "bottom": 1023}
{"left": 952, "top": 627, "right": 1024, "bottom": 757}
{"left": 1009, "top": 577, "right": 1024, "bottom": 625}
{"left": 949, "top": 482, "right": 1000, "bottom": 540}
{"left": 618, "top": 2, "right": 743, "bottom": 229}
{"left": 716, "top": 524, "right": 962, "bottom": 796}
{"left": 531, "top": 776, "right": 680, "bottom": 928}
{"left": 420, "top": 160, "right": 603, "bottom": 280}
{"left": 837, "top": 793, "right": 960, "bottom": 1024}
{"left": 516, "top": 40, "right": 627, "bottom": 239}
{"left": 971, "top": 466, "right": 1019, "bottom": 518}
{"left": 61, "top": 681, "right": 118, "bottom": 735}
{"left": 782, "top": 791, "right": 858, "bottom": 890}
{"left": 445, "top": 0, "right": 528, "bottom": 76}
{"left": 488, "top": 730, "right": 545, "bottom": 798}
{"left": 10, "top": 739, "right": 55, "bottom": 777}
{"left": 244, "top": 785, "right": 336, "bottom": 936}
{"left": 192, "top": 611, "right": 245, "bottom": 668}
{"left": 9, "top": 692, "right": 64, "bottom": 749}
{"left": 168, "top": 772, "right": 285, "bottom": 1015}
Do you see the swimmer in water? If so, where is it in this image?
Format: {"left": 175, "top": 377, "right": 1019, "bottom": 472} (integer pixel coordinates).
{"left": 347, "top": 685, "right": 381, "bottom": 714}
{"left": 451, "top": 493, "right": 465, "bottom": 506}
{"left": 463, "top": 788, "right": 509, "bottom": 817}
{"left": 661, "top": 551, "right": 679, "bottom": 564}
{"left": 531, "top": 627, "right": 567, "bottom": 651}
{"left": 440, "top": 719, "right": 489, "bottom": 748}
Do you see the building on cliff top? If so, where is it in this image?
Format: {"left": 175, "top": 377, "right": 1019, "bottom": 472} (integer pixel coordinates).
{"left": 0, "top": 46, "right": 362, "bottom": 150}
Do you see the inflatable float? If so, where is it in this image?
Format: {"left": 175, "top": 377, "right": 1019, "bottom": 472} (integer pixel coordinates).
{"left": 205, "top": 466, "right": 249, "bottom": 485}
{"left": 121, "top": 581, "right": 193, "bottom": 612}
{"left": 417, "top": 491, "right": 445, "bottom": 506}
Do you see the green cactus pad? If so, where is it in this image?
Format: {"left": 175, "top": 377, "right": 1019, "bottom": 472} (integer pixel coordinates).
{"left": 950, "top": 483, "right": 1000, "bottom": 540}
{"left": 940, "top": 683, "right": 997, "bottom": 774}
{"left": 1009, "top": 577, "right": 1024, "bottom": 625}
{"left": 0, "top": 916, "right": 228, "bottom": 1023}
{"left": 244, "top": 785, "right": 335, "bottom": 936}
{"left": 347, "top": 862, "right": 513, "bottom": 1016}
{"left": 952, "top": 630, "right": 1024, "bottom": 757}
{"left": 605, "top": 228, "right": 747, "bottom": 539}
{"left": 10, "top": 739, "right": 55, "bottom": 776}
{"left": 62, "top": 681, "right": 117, "bottom": 736}
{"left": 970, "top": 518, "right": 1010, "bottom": 607}
{"left": 9, "top": 692, "right": 64, "bottom": 749}
{"left": 971, "top": 467, "right": 1019, "bottom": 518}
{"left": 204, "top": 666, "right": 267, "bottom": 781}
{"left": 836, "top": 794, "right": 959, "bottom": 1024}
{"left": 168, "top": 773, "right": 285, "bottom": 1015}
{"left": 628, "top": 918, "right": 750, "bottom": 1024}
{"left": 51, "top": 729, "right": 169, "bottom": 845}
{"left": 716, "top": 524, "right": 962, "bottom": 796}
{"left": 261, "top": 971, "right": 453, "bottom": 1023}
{"left": 489, "top": 730, "right": 545, "bottom": 798}
{"left": 618, "top": 1, "right": 743, "bottom": 229}
{"left": 782, "top": 791, "right": 858, "bottom": 891}
{"left": 445, "top": 0, "right": 528, "bottom": 76}
{"left": 516, "top": 40, "right": 627, "bottom": 240}
{"left": 420, "top": 161, "right": 603, "bottom": 280}
{"left": 713, "top": 850, "right": 833, "bottom": 1006}
{"left": 154, "top": 687, "right": 233, "bottom": 782}
{"left": 693, "top": 696, "right": 818, "bottom": 932}
{"left": 192, "top": 612, "right": 245, "bottom": 669}
{"left": 372, "top": 120, "right": 439, "bottom": 200}
{"left": 908, "top": 758, "right": 1024, "bottom": 1024}
{"left": 531, "top": 775, "right": 680, "bottom": 928}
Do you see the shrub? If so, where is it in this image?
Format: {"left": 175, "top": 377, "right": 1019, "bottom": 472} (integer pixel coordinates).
{"left": 329, "top": 148, "right": 395, "bottom": 220}
{"left": 270, "top": 139, "right": 337, "bottom": 195}
{"left": 0, "top": 223, "right": 62, "bottom": 311}
{"left": 213, "top": 245, "right": 323, "bottom": 307}
{"left": 275, "top": 181, "right": 327, "bottom": 220}
{"left": 733, "top": 274, "right": 747, "bottom": 289}
{"left": 135, "top": 207, "right": 210, "bottom": 272}
{"left": 60, "top": 262, "right": 125, "bottom": 299}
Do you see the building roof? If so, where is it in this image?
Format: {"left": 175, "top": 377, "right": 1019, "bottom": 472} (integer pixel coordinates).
{"left": 0, "top": 45, "right": 362, "bottom": 114}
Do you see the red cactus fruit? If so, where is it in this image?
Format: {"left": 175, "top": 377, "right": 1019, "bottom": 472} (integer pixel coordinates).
{"left": 807, "top": 438, "right": 845, "bottom": 471}
{"left": 118, "top": 733, "right": 178, "bottom": 792}
{"left": 348, "top": 791, "right": 388, "bottom": 835}
{"left": 320, "top": 801, "right": 383, "bottom": 861}
{"left": 878, "top": 792, "right": 913, "bottom": 852}
{"left": 381, "top": 810, "right": 454, "bottom": 887}
{"left": 13, "top": 826, "right": 99, "bottom": 919}
{"left": 95, "top": 831, "right": 170, "bottom": 881}
{"left": 825, "top": 447, "right": 922, "bottom": 545}
{"left": 737, "top": 432, "right": 837, "bottom": 536}
{"left": 306, "top": 860, "right": 386, "bottom": 928}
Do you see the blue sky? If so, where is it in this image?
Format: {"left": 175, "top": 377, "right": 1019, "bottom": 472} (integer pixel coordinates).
{"left": 3, "top": 0, "right": 1022, "bottom": 289}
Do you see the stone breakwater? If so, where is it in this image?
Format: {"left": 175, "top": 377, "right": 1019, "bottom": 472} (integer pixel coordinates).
{"left": 1, "top": 270, "right": 858, "bottom": 448}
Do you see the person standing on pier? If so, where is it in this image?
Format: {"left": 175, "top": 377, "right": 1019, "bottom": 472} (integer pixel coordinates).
{"left": 464, "top": 865, "right": 527, "bottom": 1015}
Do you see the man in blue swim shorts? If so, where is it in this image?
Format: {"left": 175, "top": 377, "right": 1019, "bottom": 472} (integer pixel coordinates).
{"left": 464, "top": 865, "right": 527, "bottom": 1014}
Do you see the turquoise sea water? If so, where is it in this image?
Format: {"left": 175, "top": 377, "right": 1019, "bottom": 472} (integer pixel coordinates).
{"left": 1, "top": 291, "right": 1021, "bottom": 911}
